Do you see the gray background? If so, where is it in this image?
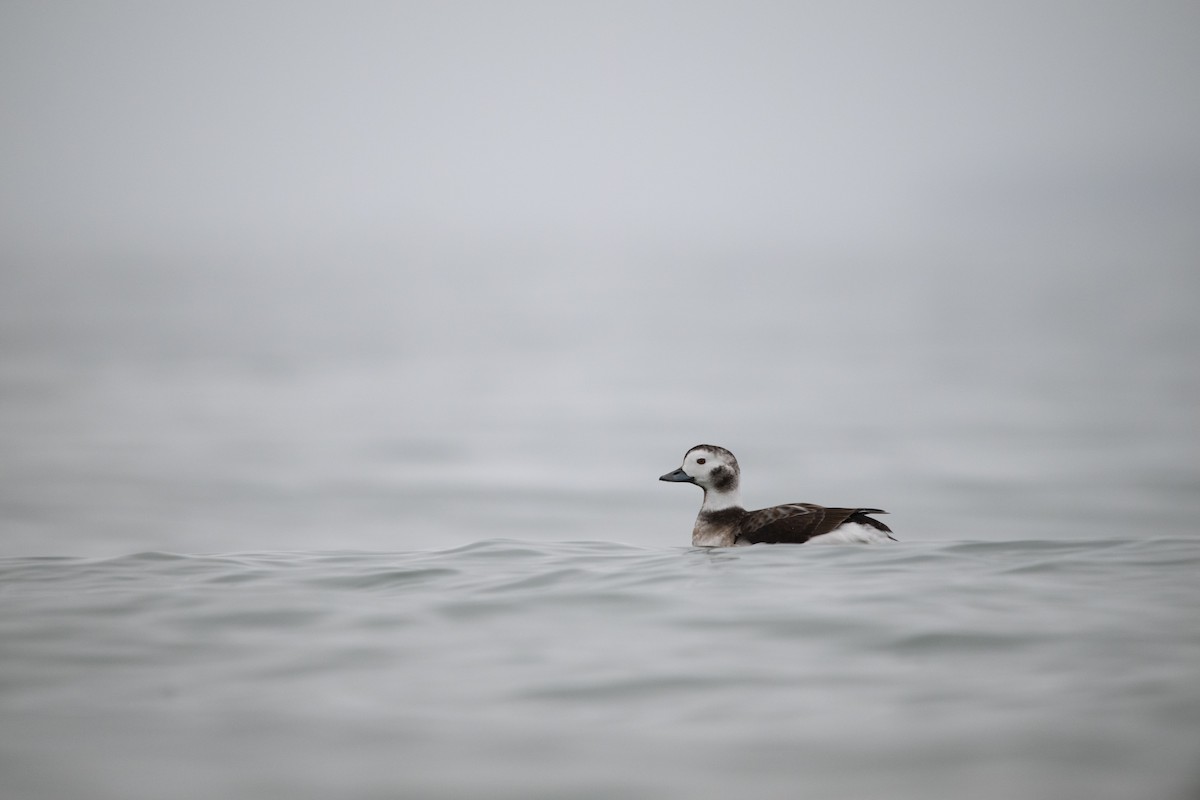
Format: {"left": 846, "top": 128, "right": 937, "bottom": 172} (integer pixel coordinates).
{"left": 3, "top": 2, "right": 1198, "bottom": 555}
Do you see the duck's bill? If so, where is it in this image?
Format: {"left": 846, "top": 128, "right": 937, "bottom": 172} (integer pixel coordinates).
{"left": 659, "top": 468, "right": 695, "bottom": 483}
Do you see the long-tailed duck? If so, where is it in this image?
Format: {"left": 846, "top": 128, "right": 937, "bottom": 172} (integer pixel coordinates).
{"left": 659, "top": 444, "right": 895, "bottom": 546}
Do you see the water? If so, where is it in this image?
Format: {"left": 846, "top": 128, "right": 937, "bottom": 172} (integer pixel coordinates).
{"left": 2, "top": 538, "right": 1198, "bottom": 799}
{"left": 2, "top": 252, "right": 1198, "bottom": 799}
{"left": 3, "top": 254, "right": 1198, "bottom": 557}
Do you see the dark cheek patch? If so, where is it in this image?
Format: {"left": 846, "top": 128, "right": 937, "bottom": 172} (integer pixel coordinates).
{"left": 711, "top": 465, "right": 736, "bottom": 492}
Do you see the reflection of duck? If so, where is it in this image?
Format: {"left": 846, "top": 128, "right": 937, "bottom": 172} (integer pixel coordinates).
{"left": 659, "top": 444, "right": 895, "bottom": 547}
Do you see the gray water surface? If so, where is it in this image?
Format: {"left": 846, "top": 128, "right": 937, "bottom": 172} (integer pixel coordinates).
{"left": 3, "top": 252, "right": 1198, "bottom": 798}
{"left": 2, "top": 538, "right": 1198, "bottom": 800}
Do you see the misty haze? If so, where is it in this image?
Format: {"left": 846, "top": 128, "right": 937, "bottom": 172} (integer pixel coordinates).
{"left": 2, "top": 4, "right": 1198, "bottom": 800}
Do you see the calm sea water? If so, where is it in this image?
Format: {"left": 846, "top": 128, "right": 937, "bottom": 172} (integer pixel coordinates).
{"left": 1, "top": 253, "right": 1198, "bottom": 798}
{"left": 2, "top": 538, "right": 1199, "bottom": 800}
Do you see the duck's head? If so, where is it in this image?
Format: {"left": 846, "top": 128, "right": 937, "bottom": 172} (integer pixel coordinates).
{"left": 659, "top": 444, "right": 741, "bottom": 496}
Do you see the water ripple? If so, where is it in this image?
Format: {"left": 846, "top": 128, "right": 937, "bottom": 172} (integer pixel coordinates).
{"left": 1, "top": 538, "right": 1198, "bottom": 800}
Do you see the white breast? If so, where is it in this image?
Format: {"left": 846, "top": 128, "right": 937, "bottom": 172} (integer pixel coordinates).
{"left": 692, "top": 530, "right": 739, "bottom": 547}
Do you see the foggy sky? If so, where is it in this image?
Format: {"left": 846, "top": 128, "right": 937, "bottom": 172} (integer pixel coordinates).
{"left": 3, "top": 1, "right": 1199, "bottom": 262}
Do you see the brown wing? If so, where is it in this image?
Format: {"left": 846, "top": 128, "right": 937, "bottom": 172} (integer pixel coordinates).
{"left": 738, "top": 503, "right": 893, "bottom": 544}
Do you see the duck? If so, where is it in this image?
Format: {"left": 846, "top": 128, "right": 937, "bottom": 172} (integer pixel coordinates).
{"left": 659, "top": 444, "right": 895, "bottom": 547}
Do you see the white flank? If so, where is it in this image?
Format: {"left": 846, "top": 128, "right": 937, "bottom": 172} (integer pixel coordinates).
{"left": 806, "top": 522, "right": 893, "bottom": 545}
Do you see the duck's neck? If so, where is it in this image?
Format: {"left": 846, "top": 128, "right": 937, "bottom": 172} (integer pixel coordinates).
{"left": 701, "top": 485, "right": 744, "bottom": 512}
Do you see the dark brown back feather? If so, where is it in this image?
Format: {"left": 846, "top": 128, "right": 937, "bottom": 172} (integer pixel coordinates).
{"left": 738, "top": 503, "right": 893, "bottom": 544}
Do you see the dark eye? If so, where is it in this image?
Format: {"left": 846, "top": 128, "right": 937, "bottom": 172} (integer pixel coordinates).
{"left": 696, "top": 458, "right": 706, "bottom": 465}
